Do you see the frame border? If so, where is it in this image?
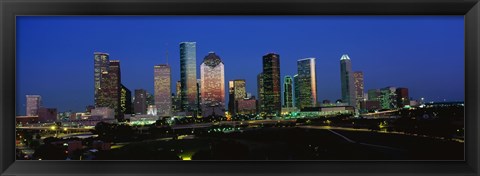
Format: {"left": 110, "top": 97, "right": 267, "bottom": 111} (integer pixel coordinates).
{"left": 1, "top": 0, "right": 479, "bottom": 175}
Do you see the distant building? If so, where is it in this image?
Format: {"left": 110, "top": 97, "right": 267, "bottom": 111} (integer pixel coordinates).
{"left": 26, "top": 95, "right": 41, "bottom": 116}
{"left": 340, "top": 54, "right": 356, "bottom": 107}
{"left": 368, "top": 89, "right": 381, "bottom": 101}
{"left": 154, "top": 64, "right": 172, "bottom": 117}
{"left": 361, "top": 100, "right": 381, "bottom": 111}
{"left": 173, "top": 81, "right": 182, "bottom": 113}
{"left": 296, "top": 58, "right": 317, "bottom": 109}
{"left": 180, "top": 42, "right": 197, "bottom": 114}
{"left": 257, "top": 73, "right": 265, "bottom": 114}
{"left": 91, "top": 107, "right": 115, "bottom": 119}
{"left": 299, "top": 106, "right": 354, "bottom": 118}
{"left": 134, "top": 89, "right": 147, "bottom": 115}
{"left": 228, "top": 79, "right": 246, "bottom": 115}
{"left": 396, "top": 88, "right": 409, "bottom": 108}
{"left": 95, "top": 58, "right": 122, "bottom": 119}
{"left": 120, "top": 84, "right": 132, "bottom": 114}
{"left": 262, "top": 53, "right": 281, "bottom": 115}
{"left": 353, "top": 71, "right": 364, "bottom": 108}
{"left": 93, "top": 52, "right": 109, "bottom": 108}
{"left": 380, "top": 86, "right": 397, "bottom": 109}
{"left": 236, "top": 97, "right": 257, "bottom": 115}
{"left": 283, "top": 76, "right": 294, "bottom": 108}
{"left": 37, "top": 107, "right": 57, "bottom": 123}
{"left": 200, "top": 52, "right": 225, "bottom": 117}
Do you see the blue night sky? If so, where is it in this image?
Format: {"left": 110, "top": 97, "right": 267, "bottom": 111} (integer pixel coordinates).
{"left": 16, "top": 16, "right": 464, "bottom": 115}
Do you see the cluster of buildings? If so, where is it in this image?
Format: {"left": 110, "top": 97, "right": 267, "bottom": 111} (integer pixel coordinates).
{"left": 18, "top": 41, "right": 423, "bottom": 126}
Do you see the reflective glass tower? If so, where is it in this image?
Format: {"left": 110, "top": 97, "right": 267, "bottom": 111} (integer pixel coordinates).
{"left": 180, "top": 42, "right": 197, "bottom": 115}
{"left": 200, "top": 52, "right": 225, "bottom": 117}
{"left": 340, "top": 54, "right": 356, "bottom": 107}
{"left": 283, "top": 76, "right": 293, "bottom": 108}
{"left": 262, "top": 53, "right": 281, "bottom": 115}
{"left": 296, "top": 58, "right": 317, "bottom": 109}
{"left": 154, "top": 64, "right": 172, "bottom": 117}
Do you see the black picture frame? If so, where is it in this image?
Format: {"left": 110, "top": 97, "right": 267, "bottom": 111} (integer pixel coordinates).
{"left": 1, "top": 0, "right": 479, "bottom": 175}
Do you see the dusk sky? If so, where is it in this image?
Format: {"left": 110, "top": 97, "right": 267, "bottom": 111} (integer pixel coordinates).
{"left": 16, "top": 16, "right": 464, "bottom": 115}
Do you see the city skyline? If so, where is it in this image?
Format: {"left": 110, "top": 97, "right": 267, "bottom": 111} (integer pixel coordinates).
{"left": 16, "top": 16, "right": 464, "bottom": 114}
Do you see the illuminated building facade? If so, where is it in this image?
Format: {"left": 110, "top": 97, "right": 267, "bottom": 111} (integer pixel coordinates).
{"left": 283, "top": 76, "right": 293, "bottom": 108}
{"left": 200, "top": 52, "right": 225, "bottom": 117}
{"left": 134, "top": 89, "right": 147, "bottom": 115}
{"left": 296, "top": 58, "right": 317, "bottom": 109}
{"left": 380, "top": 86, "right": 397, "bottom": 110}
{"left": 94, "top": 52, "right": 109, "bottom": 107}
{"left": 340, "top": 54, "right": 356, "bottom": 108}
{"left": 228, "top": 79, "right": 246, "bottom": 115}
{"left": 180, "top": 42, "right": 197, "bottom": 114}
{"left": 293, "top": 74, "right": 299, "bottom": 108}
{"left": 154, "top": 64, "right": 172, "bottom": 117}
{"left": 257, "top": 73, "right": 264, "bottom": 114}
{"left": 262, "top": 53, "right": 281, "bottom": 115}
{"left": 120, "top": 84, "right": 132, "bottom": 114}
{"left": 237, "top": 97, "right": 257, "bottom": 115}
{"left": 353, "top": 71, "right": 364, "bottom": 109}
{"left": 96, "top": 60, "right": 122, "bottom": 118}
{"left": 26, "top": 95, "right": 41, "bottom": 116}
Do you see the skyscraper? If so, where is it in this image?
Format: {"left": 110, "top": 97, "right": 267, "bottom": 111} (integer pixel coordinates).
{"left": 200, "top": 52, "right": 225, "bottom": 117}
{"left": 257, "top": 73, "right": 264, "bottom": 114}
{"left": 134, "top": 89, "right": 147, "bottom": 115}
{"left": 96, "top": 60, "right": 122, "bottom": 118}
{"left": 94, "top": 52, "right": 109, "bottom": 107}
{"left": 262, "top": 53, "right": 281, "bottom": 116}
{"left": 296, "top": 58, "right": 317, "bottom": 109}
{"left": 180, "top": 42, "right": 197, "bottom": 114}
{"left": 353, "top": 71, "right": 364, "bottom": 108}
{"left": 26, "top": 95, "right": 41, "bottom": 116}
{"left": 228, "top": 79, "right": 246, "bottom": 115}
{"left": 120, "top": 84, "right": 132, "bottom": 114}
{"left": 154, "top": 64, "right": 172, "bottom": 117}
{"left": 293, "top": 74, "right": 299, "bottom": 108}
{"left": 283, "top": 76, "right": 293, "bottom": 108}
{"left": 340, "top": 54, "right": 356, "bottom": 108}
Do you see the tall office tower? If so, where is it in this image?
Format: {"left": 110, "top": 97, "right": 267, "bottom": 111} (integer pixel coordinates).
{"left": 96, "top": 60, "right": 122, "bottom": 118}
{"left": 283, "top": 76, "right": 294, "bottom": 108}
{"left": 353, "top": 71, "right": 364, "bottom": 108}
{"left": 154, "top": 64, "right": 172, "bottom": 117}
{"left": 293, "top": 74, "right": 299, "bottom": 108}
{"left": 340, "top": 54, "right": 356, "bottom": 108}
{"left": 180, "top": 42, "right": 197, "bottom": 114}
{"left": 26, "top": 95, "right": 41, "bottom": 116}
{"left": 197, "top": 79, "right": 201, "bottom": 117}
{"left": 262, "top": 53, "right": 281, "bottom": 116}
{"left": 296, "top": 58, "right": 317, "bottom": 109}
{"left": 173, "top": 81, "right": 182, "bottom": 113}
{"left": 228, "top": 80, "right": 235, "bottom": 114}
{"left": 134, "top": 89, "right": 147, "bottom": 114}
{"left": 228, "top": 79, "right": 247, "bottom": 115}
{"left": 94, "top": 52, "right": 110, "bottom": 107}
{"left": 200, "top": 52, "right": 225, "bottom": 117}
{"left": 396, "top": 87, "right": 409, "bottom": 108}
{"left": 257, "top": 73, "right": 264, "bottom": 113}
{"left": 120, "top": 84, "right": 132, "bottom": 114}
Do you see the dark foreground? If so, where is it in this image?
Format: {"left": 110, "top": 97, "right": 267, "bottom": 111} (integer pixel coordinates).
{"left": 95, "top": 127, "right": 463, "bottom": 160}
